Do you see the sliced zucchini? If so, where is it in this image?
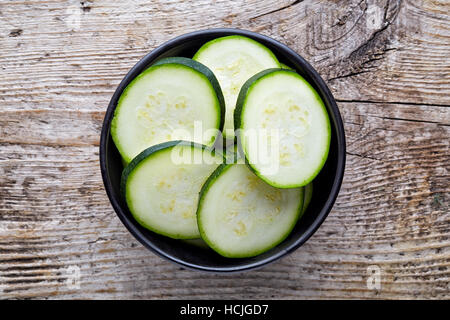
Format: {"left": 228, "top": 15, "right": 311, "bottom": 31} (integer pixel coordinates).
{"left": 221, "top": 142, "right": 244, "bottom": 165}
{"left": 121, "top": 141, "right": 223, "bottom": 239}
{"left": 112, "top": 57, "right": 225, "bottom": 164}
{"left": 197, "top": 164, "right": 304, "bottom": 258}
{"left": 235, "top": 69, "right": 331, "bottom": 188}
{"left": 301, "top": 182, "right": 313, "bottom": 215}
{"left": 193, "top": 35, "right": 280, "bottom": 138}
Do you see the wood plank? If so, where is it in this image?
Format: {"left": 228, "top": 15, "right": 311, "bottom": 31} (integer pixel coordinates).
{"left": 0, "top": 0, "right": 449, "bottom": 299}
{"left": 0, "top": 101, "right": 448, "bottom": 299}
{"left": 1, "top": 0, "right": 449, "bottom": 111}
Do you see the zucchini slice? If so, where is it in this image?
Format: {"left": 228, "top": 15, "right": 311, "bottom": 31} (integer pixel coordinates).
{"left": 235, "top": 69, "right": 331, "bottom": 188}
{"left": 197, "top": 164, "right": 304, "bottom": 258}
{"left": 112, "top": 57, "right": 225, "bottom": 164}
{"left": 193, "top": 35, "right": 280, "bottom": 138}
{"left": 121, "top": 141, "right": 223, "bottom": 239}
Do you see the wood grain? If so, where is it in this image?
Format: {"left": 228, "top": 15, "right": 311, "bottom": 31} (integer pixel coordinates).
{"left": 0, "top": 0, "right": 449, "bottom": 299}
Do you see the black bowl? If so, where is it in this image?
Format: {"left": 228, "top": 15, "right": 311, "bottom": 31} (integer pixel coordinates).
{"left": 100, "top": 28, "right": 346, "bottom": 272}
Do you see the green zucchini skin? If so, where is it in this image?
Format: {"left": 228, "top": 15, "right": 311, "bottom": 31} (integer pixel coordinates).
{"left": 192, "top": 35, "right": 280, "bottom": 65}
{"left": 195, "top": 164, "right": 237, "bottom": 257}
{"left": 121, "top": 140, "right": 224, "bottom": 239}
{"left": 121, "top": 140, "right": 221, "bottom": 199}
{"left": 197, "top": 163, "right": 232, "bottom": 207}
{"left": 153, "top": 57, "right": 226, "bottom": 132}
{"left": 233, "top": 68, "right": 285, "bottom": 138}
{"left": 197, "top": 164, "right": 304, "bottom": 258}
{"left": 233, "top": 68, "right": 285, "bottom": 185}
{"left": 234, "top": 68, "right": 331, "bottom": 189}
{"left": 193, "top": 35, "right": 281, "bottom": 139}
{"left": 111, "top": 58, "right": 225, "bottom": 164}
{"left": 122, "top": 140, "right": 185, "bottom": 200}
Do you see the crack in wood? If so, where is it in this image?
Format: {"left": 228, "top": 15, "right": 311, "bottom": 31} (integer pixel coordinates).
{"left": 87, "top": 237, "right": 108, "bottom": 245}
{"left": 328, "top": 69, "right": 373, "bottom": 81}
{"left": 336, "top": 99, "right": 450, "bottom": 108}
{"left": 250, "top": 0, "right": 303, "bottom": 20}
{"left": 347, "top": 0, "right": 402, "bottom": 61}
{"left": 8, "top": 29, "right": 22, "bottom": 37}
{"left": 324, "top": 0, "right": 403, "bottom": 81}
{"left": 370, "top": 115, "right": 450, "bottom": 126}
{"left": 346, "top": 151, "right": 382, "bottom": 161}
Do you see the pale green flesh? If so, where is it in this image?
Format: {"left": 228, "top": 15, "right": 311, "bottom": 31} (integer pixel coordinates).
{"left": 240, "top": 71, "right": 331, "bottom": 187}
{"left": 198, "top": 164, "right": 304, "bottom": 258}
{"left": 125, "top": 145, "right": 223, "bottom": 239}
{"left": 112, "top": 64, "right": 221, "bottom": 164}
{"left": 193, "top": 36, "right": 280, "bottom": 138}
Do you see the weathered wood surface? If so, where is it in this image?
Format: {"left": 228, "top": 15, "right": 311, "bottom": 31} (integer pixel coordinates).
{"left": 0, "top": 0, "right": 449, "bottom": 299}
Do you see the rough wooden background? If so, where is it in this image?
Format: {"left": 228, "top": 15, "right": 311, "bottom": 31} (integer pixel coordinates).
{"left": 0, "top": 0, "right": 449, "bottom": 299}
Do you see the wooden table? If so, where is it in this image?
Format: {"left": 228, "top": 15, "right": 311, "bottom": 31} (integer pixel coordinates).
{"left": 0, "top": 0, "right": 448, "bottom": 299}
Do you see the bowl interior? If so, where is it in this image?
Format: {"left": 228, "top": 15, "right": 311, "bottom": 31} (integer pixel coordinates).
{"left": 101, "top": 29, "right": 345, "bottom": 272}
